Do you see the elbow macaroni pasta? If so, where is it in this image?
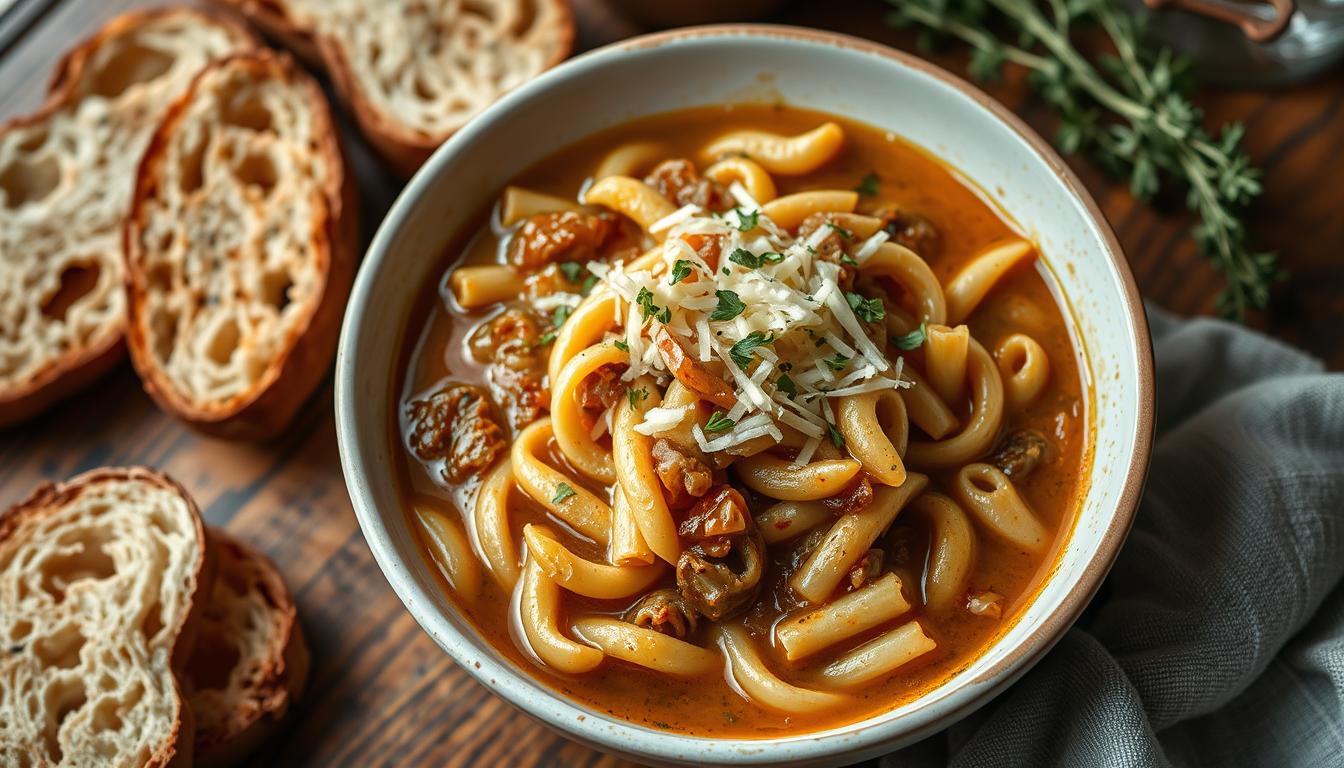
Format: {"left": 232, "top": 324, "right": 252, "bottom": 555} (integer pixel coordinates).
{"left": 405, "top": 115, "right": 1082, "bottom": 729}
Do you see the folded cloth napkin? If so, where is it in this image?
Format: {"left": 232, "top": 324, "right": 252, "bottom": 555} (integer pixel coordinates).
{"left": 883, "top": 305, "right": 1344, "bottom": 768}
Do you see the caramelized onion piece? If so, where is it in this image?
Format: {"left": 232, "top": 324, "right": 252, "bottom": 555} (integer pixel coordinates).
{"left": 676, "top": 527, "right": 765, "bottom": 622}
{"left": 653, "top": 326, "right": 737, "bottom": 410}
{"left": 991, "top": 429, "right": 1050, "bottom": 479}
{"left": 677, "top": 485, "right": 749, "bottom": 540}
{"left": 623, "top": 587, "right": 699, "bottom": 639}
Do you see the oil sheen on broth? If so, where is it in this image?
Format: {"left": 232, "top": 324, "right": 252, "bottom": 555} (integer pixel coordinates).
{"left": 395, "top": 104, "right": 1091, "bottom": 736}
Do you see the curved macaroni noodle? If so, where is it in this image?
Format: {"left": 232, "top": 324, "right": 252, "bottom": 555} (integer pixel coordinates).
{"left": 573, "top": 617, "right": 720, "bottom": 677}
{"left": 702, "top": 122, "right": 846, "bottom": 175}
{"left": 519, "top": 559, "right": 604, "bottom": 673}
{"left": 473, "top": 458, "right": 522, "bottom": 590}
{"left": 511, "top": 419, "right": 612, "bottom": 545}
{"left": 953, "top": 463, "right": 1048, "bottom": 554}
{"left": 996, "top": 332, "right": 1050, "bottom": 411}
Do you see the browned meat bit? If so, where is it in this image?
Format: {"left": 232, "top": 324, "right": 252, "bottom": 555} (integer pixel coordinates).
{"left": 846, "top": 548, "right": 885, "bottom": 590}
{"left": 875, "top": 205, "right": 940, "bottom": 258}
{"left": 407, "top": 383, "right": 506, "bottom": 483}
{"left": 644, "top": 158, "right": 732, "bottom": 210}
{"left": 676, "top": 486, "right": 764, "bottom": 621}
{"left": 576, "top": 363, "right": 628, "bottom": 411}
{"left": 822, "top": 475, "right": 874, "bottom": 516}
{"left": 467, "top": 304, "right": 549, "bottom": 428}
{"left": 652, "top": 438, "right": 714, "bottom": 506}
{"left": 992, "top": 429, "right": 1050, "bottom": 479}
{"left": 624, "top": 588, "right": 698, "bottom": 639}
{"left": 507, "top": 210, "right": 619, "bottom": 270}
{"left": 677, "top": 485, "right": 749, "bottom": 541}
{"left": 676, "top": 528, "right": 765, "bottom": 622}
{"left": 797, "top": 212, "right": 856, "bottom": 291}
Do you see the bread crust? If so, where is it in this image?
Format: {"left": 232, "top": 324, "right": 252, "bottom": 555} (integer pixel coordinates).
{"left": 205, "top": 0, "right": 323, "bottom": 66}
{"left": 189, "top": 529, "right": 310, "bottom": 768}
{"left": 123, "top": 50, "right": 357, "bottom": 441}
{"left": 0, "top": 8, "right": 255, "bottom": 429}
{"left": 0, "top": 467, "right": 216, "bottom": 768}
{"left": 209, "top": 0, "right": 575, "bottom": 176}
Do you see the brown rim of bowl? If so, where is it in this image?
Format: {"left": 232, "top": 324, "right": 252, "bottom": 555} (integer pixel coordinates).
{"left": 587, "top": 20, "right": 1157, "bottom": 718}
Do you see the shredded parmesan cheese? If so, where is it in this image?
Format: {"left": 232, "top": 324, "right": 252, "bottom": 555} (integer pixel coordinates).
{"left": 578, "top": 193, "right": 913, "bottom": 453}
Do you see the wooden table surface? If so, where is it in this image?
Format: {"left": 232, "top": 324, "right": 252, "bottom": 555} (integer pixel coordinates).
{"left": 2, "top": 0, "right": 1340, "bottom": 766}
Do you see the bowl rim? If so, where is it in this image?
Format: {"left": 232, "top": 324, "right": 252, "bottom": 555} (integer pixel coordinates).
{"left": 336, "top": 22, "right": 1155, "bottom": 765}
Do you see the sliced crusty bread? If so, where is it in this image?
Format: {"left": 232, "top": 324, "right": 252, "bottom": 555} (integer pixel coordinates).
{"left": 211, "top": 0, "right": 575, "bottom": 175}
{"left": 184, "top": 529, "right": 308, "bottom": 767}
{"left": 0, "top": 467, "right": 214, "bottom": 768}
{"left": 0, "top": 9, "right": 254, "bottom": 428}
{"left": 123, "top": 50, "right": 357, "bottom": 440}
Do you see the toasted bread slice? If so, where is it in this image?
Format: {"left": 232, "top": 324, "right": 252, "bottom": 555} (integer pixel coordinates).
{"left": 0, "top": 9, "right": 254, "bottom": 428}
{"left": 123, "top": 51, "right": 357, "bottom": 440}
{"left": 0, "top": 468, "right": 214, "bottom": 767}
{"left": 211, "top": 0, "right": 574, "bottom": 175}
{"left": 185, "top": 529, "right": 308, "bottom": 767}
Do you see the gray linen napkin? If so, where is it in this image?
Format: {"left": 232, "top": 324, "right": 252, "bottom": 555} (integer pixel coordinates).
{"left": 883, "top": 305, "right": 1344, "bottom": 768}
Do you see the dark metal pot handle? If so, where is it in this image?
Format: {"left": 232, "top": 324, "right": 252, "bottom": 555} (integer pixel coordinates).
{"left": 1145, "top": 0, "right": 1296, "bottom": 42}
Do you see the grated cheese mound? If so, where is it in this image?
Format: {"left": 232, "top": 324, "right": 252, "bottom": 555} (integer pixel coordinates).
{"left": 587, "top": 204, "right": 913, "bottom": 454}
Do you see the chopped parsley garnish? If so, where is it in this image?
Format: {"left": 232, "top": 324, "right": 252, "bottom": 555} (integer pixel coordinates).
{"left": 826, "top": 221, "right": 854, "bottom": 239}
{"left": 558, "top": 261, "right": 585, "bottom": 283}
{"left": 580, "top": 274, "right": 598, "bottom": 296}
{"left": 710, "top": 290, "right": 746, "bottom": 321}
{"left": 839, "top": 252, "right": 859, "bottom": 267}
{"left": 776, "top": 373, "right": 798, "bottom": 398}
{"left": 535, "top": 330, "right": 557, "bottom": 346}
{"left": 734, "top": 208, "right": 760, "bottom": 232}
{"left": 891, "top": 321, "right": 928, "bottom": 351}
{"left": 728, "top": 248, "right": 783, "bottom": 269}
{"left": 552, "top": 483, "right": 576, "bottom": 504}
{"left": 704, "top": 411, "right": 736, "bottom": 433}
{"left": 669, "top": 259, "right": 694, "bottom": 285}
{"left": 636, "top": 287, "right": 671, "bottom": 323}
{"left": 845, "top": 292, "right": 885, "bottom": 324}
{"left": 728, "top": 331, "right": 773, "bottom": 369}
{"left": 828, "top": 423, "right": 846, "bottom": 449}
{"left": 613, "top": 339, "right": 629, "bottom": 352}
{"left": 824, "top": 353, "right": 850, "bottom": 372}
{"left": 552, "top": 305, "right": 571, "bottom": 328}
{"left": 627, "top": 387, "right": 648, "bottom": 409}
{"left": 854, "top": 172, "right": 880, "bottom": 196}
{"left": 721, "top": 267, "right": 730, "bottom": 276}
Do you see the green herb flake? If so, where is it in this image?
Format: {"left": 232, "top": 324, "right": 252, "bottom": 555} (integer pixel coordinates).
{"left": 734, "top": 208, "right": 760, "bottom": 232}
{"left": 635, "top": 287, "right": 661, "bottom": 322}
{"left": 535, "top": 330, "right": 558, "bottom": 347}
{"left": 840, "top": 252, "right": 859, "bottom": 267}
{"left": 776, "top": 374, "right": 798, "bottom": 398}
{"left": 552, "top": 483, "right": 577, "bottom": 504}
{"left": 627, "top": 387, "right": 648, "bottom": 410}
{"left": 828, "top": 423, "right": 846, "bottom": 449}
{"left": 891, "top": 321, "right": 928, "bottom": 351}
{"left": 669, "top": 259, "right": 694, "bottom": 285}
{"left": 552, "top": 305, "right": 571, "bottom": 328}
{"left": 613, "top": 339, "right": 630, "bottom": 352}
{"left": 854, "top": 172, "right": 880, "bottom": 196}
{"left": 710, "top": 290, "right": 746, "bottom": 322}
{"left": 824, "top": 353, "right": 850, "bottom": 372}
{"left": 704, "top": 411, "right": 736, "bottom": 433}
{"left": 826, "top": 221, "right": 854, "bottom": 239}
{"left": 728, "top": 331, "right": 774, "bottom": 369}
{"left": 580, "top": 274, "right": 598, "bottom": 296}
{"left": 558, "top": 261, "right": 585, "bottom": 283}
{"left": 845, "top": 292, "right": 885, "bottom": 324}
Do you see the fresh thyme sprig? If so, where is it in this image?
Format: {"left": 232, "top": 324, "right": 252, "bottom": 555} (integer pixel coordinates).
{"left": 887, "top": 0, "right": 1279, "bottom": 319}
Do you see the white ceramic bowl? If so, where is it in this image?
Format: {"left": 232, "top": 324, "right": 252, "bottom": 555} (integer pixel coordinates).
{"left": 335, "top": 25, "right": 1154, "bottom": 767}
